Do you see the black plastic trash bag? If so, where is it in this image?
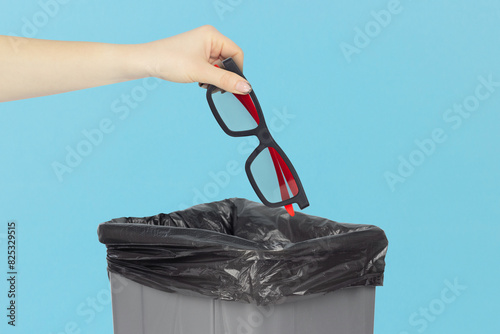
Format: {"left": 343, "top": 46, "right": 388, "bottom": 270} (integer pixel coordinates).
{"left": 98, "top": 198, "right": 388, "bottom": 306}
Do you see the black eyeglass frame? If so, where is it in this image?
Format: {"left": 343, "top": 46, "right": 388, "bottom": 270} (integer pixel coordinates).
{"left": 206, "top": 58, "right": 309, "bottom": 210}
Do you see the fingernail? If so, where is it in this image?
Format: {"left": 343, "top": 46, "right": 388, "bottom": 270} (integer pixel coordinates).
{"left": 235, "top": 81, "right": 252, "bottom": 94}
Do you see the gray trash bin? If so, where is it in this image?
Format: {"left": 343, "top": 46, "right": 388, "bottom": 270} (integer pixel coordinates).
{"left": 109, "top": 272, "right": 376, "bottom": 334}
{"left": 98, "top": 198, "right": 388, "bottom": 334}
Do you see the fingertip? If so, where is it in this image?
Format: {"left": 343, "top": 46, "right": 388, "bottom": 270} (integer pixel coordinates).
{"left": 201, "top": 65, "right": 251, "bottom": 95}
{"left": 235, "top": 80, "right": 252, "bottom": 95}
{"left": 231, "top": 53, "right": 244, "bottom": 72}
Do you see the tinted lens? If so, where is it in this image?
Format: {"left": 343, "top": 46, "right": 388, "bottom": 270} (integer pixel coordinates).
{"left": 250, "top": 147, "right": 299, "bottom": 204}
{"left": 211, "top": 90, "right": 260, "bottom": 132}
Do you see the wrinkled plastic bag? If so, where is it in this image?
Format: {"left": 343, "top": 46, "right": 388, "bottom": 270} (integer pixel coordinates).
{"left": 98, "top": 198, "right": 388, "bottom": 306}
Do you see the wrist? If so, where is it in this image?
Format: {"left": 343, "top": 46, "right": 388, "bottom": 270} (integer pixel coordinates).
{"left": 117, "top": 43, "right": 152, "bottom": 81}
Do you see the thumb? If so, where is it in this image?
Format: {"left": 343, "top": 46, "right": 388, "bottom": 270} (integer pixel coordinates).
{"left": 200, "top": 64, "right": 252, "bottom": 95}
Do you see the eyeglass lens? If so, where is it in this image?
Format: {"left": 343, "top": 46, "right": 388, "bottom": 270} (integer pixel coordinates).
{"left": 211, "top": 90, "right": 260, "bottom": 131}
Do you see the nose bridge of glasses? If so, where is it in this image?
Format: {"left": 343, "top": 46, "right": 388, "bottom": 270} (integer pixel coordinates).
{"left": 256, "top": 126, "right": 274, "bottom": 146}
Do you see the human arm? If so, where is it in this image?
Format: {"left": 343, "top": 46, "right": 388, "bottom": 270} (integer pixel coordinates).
{"left": 0, "top": 25, "right": 251, "bottom": 102}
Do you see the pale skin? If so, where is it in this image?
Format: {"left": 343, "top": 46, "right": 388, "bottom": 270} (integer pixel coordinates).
{"left": 0, "top": 25, "right": 251, "bottom": 103}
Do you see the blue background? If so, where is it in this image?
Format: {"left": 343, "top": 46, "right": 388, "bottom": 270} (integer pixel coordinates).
{"left": 1, "top": 0, "right": 499, "bottom": 333}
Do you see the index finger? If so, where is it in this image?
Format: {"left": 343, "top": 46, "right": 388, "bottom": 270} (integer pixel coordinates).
{"left": 210, "top": 29, "right": 245, "bottom": 72}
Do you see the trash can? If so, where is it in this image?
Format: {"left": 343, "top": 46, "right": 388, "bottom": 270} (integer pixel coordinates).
{"left": 98, "top": 198, "right": 388, "bottom": 334}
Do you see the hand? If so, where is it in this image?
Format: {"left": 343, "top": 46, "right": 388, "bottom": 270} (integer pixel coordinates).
{"left": 139, "top": 25, "right": 252, "bottom": 94}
